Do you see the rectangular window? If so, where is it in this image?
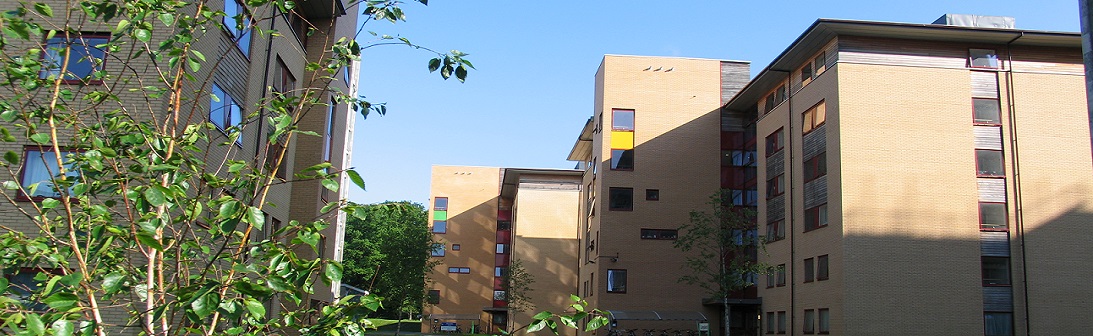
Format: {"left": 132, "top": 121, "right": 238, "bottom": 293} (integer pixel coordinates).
{"left": 803, "top": 152, "right": 827, "bottom": 182}
{"left": 802, "top": 101, "right": 827, "bottom": 134}
{"left": 805, "top": 204, "right": 828, "bottom": 231}
{"left": 974, "top": 98, "right": 1002, "bottom": 125}
{"left": 970, "top": 49, "right": 1000, "bottom": 68}
{"left": 606, "top": 269, "right": 627, "bottom": 293}
{"left": 452, "top": 244, "right": 460, "bottom": 251}
{"left": 460, "top": 267, "right": 470, "bottom": 274}
{"left": 813, "top": 53, "right": 826, "bottom": 76}
{"left": 645, "top": 189, "right": 659, "bottom": 201}
{"left": 431, "top": 243, "right": 445, "bottom": 257}
{"left": 776, "top": 264, "right": 786, "bottom": 287}
{"left": 818, "top": 309, "right": 830, "bottom": 333}
{"left": 766, "top": 220, "right": 785, "bottom": 242}
{"left": 427, "top": 290, "right": 440, "bottom": 304}
{"left": 976, "top": 149, "right": 1005, "bottom": 177}
{"left": 273, "top": 59, "right": 296, "bottom": 94}
{"left": 775, "top": 85, "right": 786, "bottom": 105}
{"left": 322, "top": 97, "right": 337, "bottom": 163}
{"left": 729, "top": 189, "right": 759, "bottom": 207}
{"left": 766, "top": 312, "right": 775, "bottom": 334}
{"left": 612, "top": 109, "right": 635, "bottom": 131}
{"left": 6, "top": 268, "right": 64, "bottom": 311}
{"left": 41, "top": 33, "right": 109, "bottom": 82}
{"left": 765, "top": 129, "right": 784, "bottom": 156}
{"left": 210, "top": 83, "right": 243, "bottom": 145}
{"left": 803, "top": 309, "right": 816, "bottom": 334}
{"left": 804, "top": 258, "right": 815, "bottom": 282}
{"left": 766, "top": 270, "right": 775, "bottom": 288}
{"left": 223, "top": 0, "right": 253, "bottom": 55}
{"left": 723, "top": 150, "right": 758, "bottom": 167}
{"left": 19, "top": 148, "right": 79, "bottom": 199}
{"left": 982, "top": 257, "right": 1010, "bottom": 286}
{"left": 265, "top": 141, "right": 287, "bottom": 179}
{"left": 434, "top": 197, "right": 448, "bottom": 211}
{"left": 640, "top": 229, "right": 677, "bottom": 240}
{"left": 447, "top": 267, "right": 460, "bottom": 273}
{"left": 495, "top": 267, "right": 505, "bottom": 277}
{"left": 610, "top": 149, "right": 635, "bottom": 170}
{"left": 496, "top": 244, "right": 506, "bottom": 254}
{"left": 979, "top": 202, "right": 1008, "bottom": 230}
{"left": 608, "top": 187, "right": 633, "bottom": 211}
{"left": 984, "top": 312, "right": 1012, "bottom": 336}
{"left": 766, "top": 175, "right": 784, "bottom": 199}
{"left": 800, "top": 62, "right": 813, "bottom": 85}
{"left": 817, "top": 255, "right": 829, "bottom": 281}
{"left": 777, "top": 311, "right": 786, "bottom": 334}
{"left": 432, "top": 220, "right": 447, "bottom": 234}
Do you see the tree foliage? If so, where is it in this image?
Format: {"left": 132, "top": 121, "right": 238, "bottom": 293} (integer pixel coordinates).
{"left": 0, "top": 0, "right": 468, "bottom": 334}
{"left": 341, "top": 201, "right": 435, "bottom": 319}
{"left": 502, "top": 258, "right": 535, "bottom": 315}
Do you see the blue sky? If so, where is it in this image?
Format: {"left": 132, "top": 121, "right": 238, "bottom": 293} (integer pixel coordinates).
{"left": 349, "top": 0, "right": 1079, "bottom": 205}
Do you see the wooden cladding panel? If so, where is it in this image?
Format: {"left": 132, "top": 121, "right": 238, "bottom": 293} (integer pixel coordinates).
{"left": 971, "top": 71, "right": 999, "bottom": 98}
{"left": 978, "top": 178, "right": 1007, "bottom": 203}
{"left": 973, "top": 126, "right": 1003, "bottom": 150}
{"left": 980, "top": 231, "right": 1010, "bottom": 257}
{"left": 767, "top": 194, "right": 785, "bottom": 222}
{"left": 802, "top": 125, "right": 826, "bottom": 161}
{"left": 838, "top": 36, "right": 970, "bottom": 69}
{"left": 983, "top": 287, "right": 1014, "bottom": 312}
{"left": 767, "top": 150, "right": 785, "bottom": 179}
{"left": 803, "top": 175, "right": 827, "bottom": 210}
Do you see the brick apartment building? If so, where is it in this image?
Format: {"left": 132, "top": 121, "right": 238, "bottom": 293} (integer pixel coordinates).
{"left": 427, "top": 14, "right": 1091, "bottom": 336}
{"left": 0, "top": 0, "right": 358, "bottom": 333}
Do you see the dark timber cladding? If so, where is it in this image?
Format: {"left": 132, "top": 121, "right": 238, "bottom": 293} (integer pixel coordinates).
{"left": 720, "top": 61, "right": 751, "bottom": 105}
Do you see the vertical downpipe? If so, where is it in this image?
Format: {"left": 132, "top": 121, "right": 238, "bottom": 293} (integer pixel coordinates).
{"left": 780, "top": 70, "right": 797, "bottom": 336}
{"left": 1002, "top": 33, "right": 1030, "bottom": 336}
{"left": 253, "top": 8, "right": 279, "bottom": 159}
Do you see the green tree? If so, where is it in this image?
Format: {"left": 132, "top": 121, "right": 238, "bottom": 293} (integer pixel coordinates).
{"left": 342, "top": 201, "right": 436, "bottom": 324}
{"left": 502, "top": 258, "right": 535, "bottom": 315}
{"left": 0, "top": 0, "right": 468, "bottom": 334}
{"left": 674, "top": 191, "right": 767, "bottom": 336}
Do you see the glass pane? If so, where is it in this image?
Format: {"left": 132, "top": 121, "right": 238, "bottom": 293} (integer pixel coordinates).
{"left": 607, "top": 269, "right": 626, "bottom": 292}
{"left": 818, "top": 310, "right": 830, "bottom": 332}
{"left": 803, "top": 310, "right": 815, "bottom": 333}
{"left": 432, "top": 220, "right": 446, "bottom": 233}
{"left": 611, "top": 149, "right": 634, "bottom": 170}
{"left": 434, "top": 197, "right": 448, "bottom": 210}
{"left": 817, "top": 255, "right": 829, "bottom": 280}
{"left": 608, "top": 188, "right": 633, "bottom": 210}
{"left": 984, "top": 313, "right": 1013, "bottom": 336}
{"left": 976, "top": 150, "right": 1005, "bottom": 176}
{"left": 982, "top": 257, "right": 1011, "bottom": 285}
{"left": 804, "top": 258, "right": 814, "bottom": 281}
{"left": 210, "top": 84, "right": 227, "bottom": 130}
{"left": 974, "top": 99, "right": 1002, "bottom": 124}
{"left": 980, "top": 203, "right": 1007, "bottom": 230}
{"left": 970, "top": 49, "right": 1000, "bottom": 68}
{"left": 612, "top": 109, "right": 634, "bottom": 130}
{"left": 814, "top": 102, "right": 826, "bottom": 126}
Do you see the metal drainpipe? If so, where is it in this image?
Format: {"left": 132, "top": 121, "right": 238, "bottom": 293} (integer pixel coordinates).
{"left": 1002, "top": 32, "right": 1030, "bottom": 336}
{"left": 769, "top": 68, "right": 795, "bottom": 336}
{"left": 253, "top": 8, "right": 279, "bottom": 160}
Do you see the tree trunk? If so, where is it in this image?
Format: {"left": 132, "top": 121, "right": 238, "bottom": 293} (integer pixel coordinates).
{"left": 723, "top": 300, "right": 731, "bottom": 336}
{"left": 394, "top": 307, "right": 403, "bottom": 336}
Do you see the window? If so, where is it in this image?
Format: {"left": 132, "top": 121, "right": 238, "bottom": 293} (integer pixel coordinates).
{"left": 805, "top": 204, "right": 828, "bottom": 231}
{"left": 447, "top": 267, "right": 470, "bottom": 274}
{"left": 804, "top": 258, "right": 815, "bottom": 282}
{"left": 265, "top": 140, "right": 287, "bottom": 179}
{"left": 223, "top": 0, "right": 253, "bottom": 55}
{"left": 766, "top": 270, "right": 775, "bottom": 288}
{"left": 976, "top": 150, "right": 1005, "bottom": 177}
{"left": 723, "top": 150, "right": 757, "bottom": 167}
{"left": 608, "top": 187, "right": 633, "bottom": 211}
{"left": 495, "top": 267, "right": 505, "bottom": 277}
{"left": 322, "top": 97, "right": 337, "bottom": 163}
{"left": 433, "top": 197, "right": 448, "bottom": 211}
{"left": 273, "top": 59, "right": 296, "bottom": 94}
{"left": 640, "top": 229, "right": 677, "bottom": 240}
{"left": 611, "top": 149, "right": 635, "bottom": 170}
{"left": 431, "top": 243, "right": 445, "bottom": 257}
{"left": 19, "top": 148, "right": 80, "bottom": 199}
{"left": 763, "top": 85, "right": 787, "bottom": 113}
{"left": 496, "top": 244, "right": 506, "bottom": 254}
{"left": 817, "top": 255, "right": 829, "bottom": 281}
{"left": 612, "top": 109, "right": 635, "bottom": 131}
{"left": 645, "top": 189, "right": 659, "bottom": 201}
{"left": 766, "top": 175, "right": 784, "bottom": 199}
{"left": 493, "top": 290, "right": 506, "bottom": 301}
{"left": 765, "top": 312, "right": 775, "bottom": 334}
{"left": 765, "top": 129, "right": 784, "bottom": 156}
{"left": 974, "top": 98, "right": 1002, "bottom": 125}
{"left": 813, "top": 52, "right": 826, "bottom": 76}
{"left": 800, "top": 62, "right": 813, "bottom": 85}
{"left": 776, "top": 264, "right": 786, "bottom": 287}
{"left": 970, "top": 49, "right": 999, "bottom": 68}
{"left": 804, "top": 152, "right": 827, "bottom": 182}
{"left": 802, "top": 101, "right": 826, "bottom": 134}
{"left": 817, "top": 309, "right": 830, "bottom": 333}
{"left": 606, "top": 269, "right": 626, "bottom": 293}
{"left": 497, "top": 220, "right": 511, "bottom": 231}
{"left": 729, "top": 189, "right": 759, "bottom": 207}
{"left": 432, "top": 220, "right": 447, "bottom": 233}
{"left": 452, "top": 244, "right": 460, "bottom": 251}
{"left": 982, "top": 257, "right": 1010, "bottom": 286}
{"left": 41, "top": 33, "right": 109, "bottom": 82}
{"left": 210, "top": 83, "right": 243, "bottom": 145}
{"left": 6, "top": 268, "right": 64, "bottom": 311}
{"left": 803, "top": 309, "right": 816, "bottom": 334}
{"left": 427, "top": 290, "right": 440, "bottom": 304}
{"left": 979, "top": 202, "right": 1007, "bottom": 230}
{"left": 766, "top": 220, "right": 785, "bottom": 242}
{"left": 288, "top": 12, "right": 309, "bottom": 48}
{"left": 777, "top": 311, "right": 786, "bottom": 334}
{"left": 984, "top": 312, "right": 1012, "bottom": 336}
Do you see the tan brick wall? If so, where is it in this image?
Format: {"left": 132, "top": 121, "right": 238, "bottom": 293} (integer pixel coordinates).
{"left": 510, "top": 183, "right": 581, "bottom": 336}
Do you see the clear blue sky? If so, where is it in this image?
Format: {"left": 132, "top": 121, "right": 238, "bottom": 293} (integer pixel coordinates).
{"left": 348, "top": 0, "right": 1079, "bottom": 205}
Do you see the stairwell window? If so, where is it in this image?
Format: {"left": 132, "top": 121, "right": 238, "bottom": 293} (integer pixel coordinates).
{"left": 969, "top": 49, "right": 1000, "bottom": 69}
{"left": 973, "top": 98, "right": 1002, "bottom": 125}
{"left": 766, "top": 220, "right": 785, "bottom": 242}
{"left": 766, "top": 175, "right": 784, "bottom": 199}
{"left": 976, "top": 149, "right": 1005, "bottom": 177}
{"left": 979, "top": 202, "right": 1008, "bottom": 231}
{"left": 611, "top": 109, "right": 636, "bottom": 170}
{"left": 804, "top": 152, "right": 827, "bottom": 182}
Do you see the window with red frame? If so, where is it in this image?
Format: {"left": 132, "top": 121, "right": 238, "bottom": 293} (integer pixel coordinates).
{"left": 804, "top": 204, "right": 828, "bottom": 231}
{"left": 802, "top": 101, "right": 826, "bottom": 134}
{"left": 973, "top": 98, "right": 1002, "bottom": 125}
{"left": 982, "top": 257, "right": 1010, "bottom": 286}
{"left": 434, "top": 197, "right": 448, "bottom": 211}
{"left": 817, "top": 254, "right": 829, "bottom": 280}
{"left": 976, "top": 150, "right": 1005, "bottom": 177}
{"left": 19, "top": 148, "right": 80, "bottom": 200}
{"left": 776, "top": 264, "right": 786, "bottom": 287}
{"left": 804, "top": 152, "right": 827, "bottom": 182}
{"left": 766, "top": 175, "right": 784, "bottom": 199}
{"left": 969, "top": 49, "right": 1000, "bottom": 69}
{"left": 40, "top": 33, "right": 109, "bottom": 83}
{"left": 765, "top": 129, "right": 784, "bottom": 156}
{"left": 766, "top": 220, "right": 785, "bottom": 242}
{"left": 804, "top": 257, "right": 815, "bottom": 282}
{"left": 979, "top": 202, "right": 1008, "bottom": 230}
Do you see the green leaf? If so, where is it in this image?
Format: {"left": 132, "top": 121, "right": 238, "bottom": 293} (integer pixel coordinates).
{"left": 59, "top": 273, "right": 82, "bottom": 286}
{"left": 102, "top": 273, "right": 125, "bottom": 293}
{"left": 323, "top": 262, "right": 342, "bottom": 282}
{"left": 144, "top": 187, "right": 166, "bottom": 206}
{"left": 33, "top": 3, "right": 53, "bottom": 17}
{"left": 136, "top": 233, "right": 163, "bottom": 251}
{"left": 427, "top": 58, "right": 441, "bottom": 72}
{"left": 3, "top": 151, "right": 17, "bottom": 164}
{"left": 43, "top": 292, "right": 79, "bottom": 311}
{"left": 219, "top": 200, "right": 240, "bottom": 219}
{"left": 321, "top": 178, "right": 338, "bottom": 191}
{"left": 247, "top": 206, "right": 264, "bottom": 230}
{"left": 52, "top": 320, "right": 74, "bottom": 336}
{"left": 2, "top": 181, "right": 17, "bottom": 190}
{"left": 455, "top": 65, "right": 468, "bottom": 82}
{"left": 532, "top": 311, "right": 553, "bottom": 320}
{"left": 29, "top": 133, "right": 50, "bottom": 144}
{"left": 243, "top": 298, "right": 265, "bottom": 319}
{"left": 569, "top": 294, "right": 580, "bottom": 302}
{"left": 190, "top": 292, "right": 219, "bottom": 318}
{"left": 346, "top": 169, "right": 366, "bottom": 191}
{"left": 560, "top": 316, "right": 577, "bottom": 329}
{"left": 527, "top": 320, "right": 547, "bottom": 333}
{"left": 187, "top": 58, "right": 201, "bottom": 72}
{"left": 158, "top": 13, "right": 175, "bottom": 26}
{"left": 134, "top": 29, "right": 151, "bottom": 43}
{"left": 585, "top": 316, "right": 609, "bottom": 331}
{"left": 41, "top": 198, "right": 60, "bottom": 209}
{"left": 320, "top": 201, "right": 338, "bottom": 213}
{"left": 26, "top": 314, "right": 44, "bottom": 335}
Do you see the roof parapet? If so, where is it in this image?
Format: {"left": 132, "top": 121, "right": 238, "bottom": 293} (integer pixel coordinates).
{"left": 933, "top": 14, "right": 1015, "bottom": 29}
